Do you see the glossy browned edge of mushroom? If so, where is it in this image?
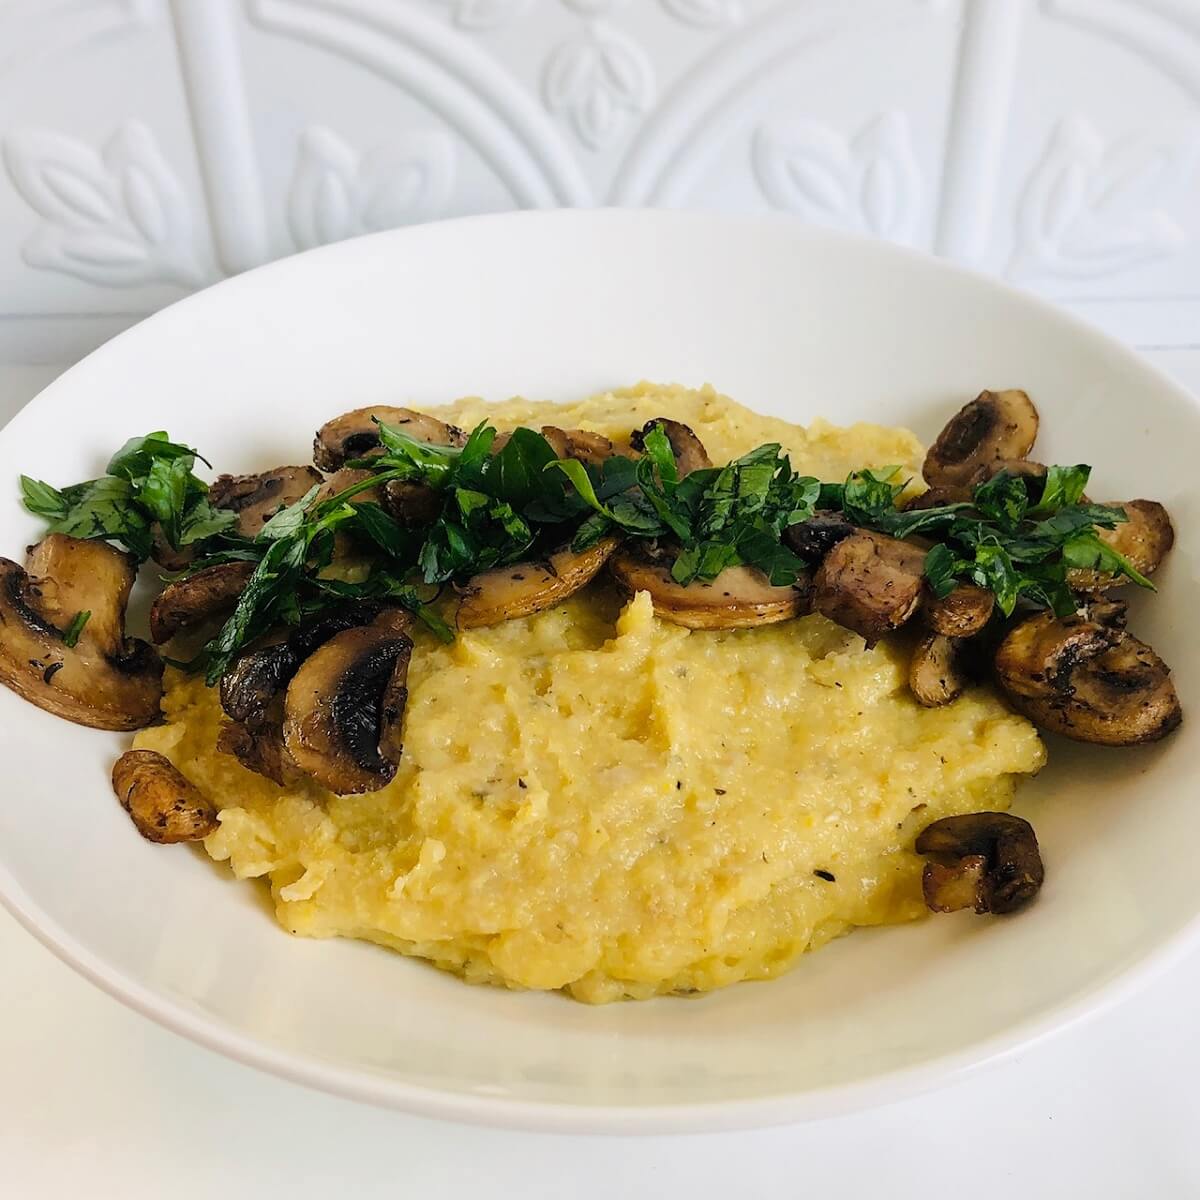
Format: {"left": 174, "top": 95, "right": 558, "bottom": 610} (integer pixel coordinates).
{"left": 0, "top": 534, "right": 162, "bottom": 730}
{"left": 312, "top": 405, "right": 466, "bottom": 472}
{"left": 609, "top": 543, "right": 811, "bottom": 630}
{"left": 813, "top": 530, "right": 926, "bottom": 645}
{"left": 208, "top": 465, "right": 323, "bottom": 537}
{"left": 112, "top": 749, "right": 217, "bottom": 843}
{"left": 1066, "top": 499, "right": 1174, "bottom": 594}
{"left": 456, "top": 537, "right": 621, "bottom": 629}
{"left": 281, "top": 609, "right": 415, "bottom": 794}
{"left": 994, "top": 609, "right": 1181, "bottom": 746}
{"left": 923, "top": 389, "right": 1040, "bottom": 487}
{"left": 916, "top": 812, "right": 1044, "bottom": 914}
{"left": 149, "top": 560, "right": 255, "bottom": 644}
{"left": 630, "top": 418, "right": 712, "bottom": 476}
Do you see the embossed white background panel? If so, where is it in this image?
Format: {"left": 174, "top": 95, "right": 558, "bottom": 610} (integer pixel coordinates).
{"left": 1, "top": 0, "right": 1199, "bottom": 360}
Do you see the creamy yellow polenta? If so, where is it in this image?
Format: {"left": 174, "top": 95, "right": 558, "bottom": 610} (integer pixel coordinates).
{"left": 134, "top": 384, "right": 1046, "bottom": 1003}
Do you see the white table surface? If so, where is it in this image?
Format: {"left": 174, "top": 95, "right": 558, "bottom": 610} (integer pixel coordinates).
{"left": 3, "top": 352, "right": 1200, "bottom": 1198}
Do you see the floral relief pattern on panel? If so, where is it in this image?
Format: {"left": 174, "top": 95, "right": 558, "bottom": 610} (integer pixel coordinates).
{"left": 2, "top": 121, "right": 205, "bottom": 287}
{"left": 1008, "top": 116, "right": 1200, "bottom": 281}
{"left": 288, "top": 126, "right": 456, "bottom": 250}
{"left": 753, "top": 112, "right": 922, "bottom": 242}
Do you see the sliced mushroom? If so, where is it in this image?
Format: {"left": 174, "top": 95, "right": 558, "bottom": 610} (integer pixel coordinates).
{"left": 924, "top": 584, "right": 994, "bottom": 638}
{"left": 457, "top": 537, "right": 620, "bottom": 629}
{"left": 208, "top": 465, "right": 323, "bottom": 537}
{"left": 282, "top": 609, "right": 415, "bottom": 794}
{"left": 112, "top": 749, "right": 217, "bottom": 843}
{"left": 1066, "top": 499, "right": 1174, "bottom": 593}
{"left": 149, "top": 560, "right": 255, "bottom": 644}
{"left": 149, "top": 526, "right": 195, "bottom": 572}
{"left": 539, "top": 426, "right": 632, "bottom": 467}
{"left": 630, "top": 418, "right": 712, "bottom": 476}
{"left": 383, "top": 479, "right": 442, "bottom": 528}
{"left": 916, "top": 812, "right": 1044, "bottom": 915}
{"left": 902, "top": 483, "right": 973, "bottom": 512}
{"left": 782, "top": 512, "right": 856, "bottom": 564}
{"left": 0, "top": 535, "right": 162, "bottom": 730}
{"left": 909, "top": 633, "right": 971, "bottom": 707}
{"left": 609, "top": 543, "right": 811, "bottom": 630}
{"left": 995, "top": 610, "right": 1181, "bottom": 745}
{"left": 313, "top": 406, "right": 465, "bottom": 472}
{"left": 219, "top": 641, "right": 299, "bottom": 725}
{"left": 313, "top": 467, "right": 382, "bottom": 507}
{"left": 216, "top": 605, "right": 392, "bottom": 784}
{"left": 923, "top": 389, "right": 1039, "bottom": 487}
{"left": 969, "top": 459, "right": 1048, "bottom": 487}
{"left": 813, "top": 531, "right": 927, "bottom": 644}
{"left": 217, "top": 720, "right": 301, "bottom": 787}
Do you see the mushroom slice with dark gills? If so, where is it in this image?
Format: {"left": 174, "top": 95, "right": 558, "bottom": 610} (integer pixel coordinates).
{"left": 782, "top": 512, "right": 856, "bottom": 564}
{"left": 149, "top": 560, "right": 255, "bottom": 644}
{"left": 812, "top": 531, "right": 927, "bottom": 645}
{"left": 282, "top": 609, "right": 415, "bottom": 794}
{"left": 0, "top": 535, "right": 162, "bottom": 730}
{"left": 216, "top": 604, "right": 388, "bottom": 785}
{"left": 916, "top": 812, "right": 1044, "bottom": 915}
{"left": 1066, "top": 499, "right": 1174, "bottom": 594}
{"left": 208, "top": 465, "right": 323, "bottom": 537}
{"left": 923, "top": 389, "right": 1039, "bottom": 487}
{"left": 995, "top": 610, "right": 1181, "bottom": 746}
{"left": 608, "top": 543, "right": 811, "bottom": 631}
{"left": 112, "top": 749, "right": 217, "bottom": 844}
{"left": 313, "top": 405, "right": 466, "bottom": 472}
{"left": 456, "top": 537, "right": 621, "bottom": 629}
{"left": 630, "top": 418, "right": 712, "bottom": 476}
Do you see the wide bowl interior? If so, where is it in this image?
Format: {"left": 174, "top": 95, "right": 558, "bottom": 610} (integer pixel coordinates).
{"left": 0, "top": 211, "right": 1195, "bottom": 1132}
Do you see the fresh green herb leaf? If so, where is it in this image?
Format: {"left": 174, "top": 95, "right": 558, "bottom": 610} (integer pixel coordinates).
{"left": 1061, "top": 530, "right": 1155, "bottom": 590}
{"left": 20, "top": 475, "right": 69, "bottom": 522}
{"left": 972, "top": 470, "right": 1029, "bottom": 531}
{"left": 1031, "top": 464, "right": 1090, "bottom": 514}
{"left": 257, "top": 484, "right": 321, "bottom": 541}
{"left": 62, "top": 609, "right": 91, "bottom": 648}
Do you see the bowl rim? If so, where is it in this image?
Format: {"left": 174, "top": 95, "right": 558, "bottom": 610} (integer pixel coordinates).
{"left": 2, "top": 208, "right": 1198, "bottom": 1134}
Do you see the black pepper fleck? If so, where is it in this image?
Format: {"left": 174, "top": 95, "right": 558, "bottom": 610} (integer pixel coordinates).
{"left": 814, "top": 869, "right": 836, "bottom": 882}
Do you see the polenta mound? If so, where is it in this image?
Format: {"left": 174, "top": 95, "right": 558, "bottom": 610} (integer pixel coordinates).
{"left": 134, "top": 385, "right": 1045, "bottom": 1003}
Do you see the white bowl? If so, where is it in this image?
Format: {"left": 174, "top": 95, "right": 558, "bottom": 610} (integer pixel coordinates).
{"left": 0, "top": 211, "right": 1195, "bottom": 1133}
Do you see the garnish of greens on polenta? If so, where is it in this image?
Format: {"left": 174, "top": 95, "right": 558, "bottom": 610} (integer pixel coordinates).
{"left": 0, "top": 384, "right": 1181, "bottom": 999}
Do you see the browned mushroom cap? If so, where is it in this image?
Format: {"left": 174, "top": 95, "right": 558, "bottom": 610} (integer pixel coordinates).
{"left": 217, "top": 720, "right": 301, "bottom": 787}
{"left": 995, "top": 610, "right": 1181, "bottom": 745}
{"left": 630, "top": 418, "right": 712, "bottom": 476}
{"left": 313, "top": 406, "right": 466, "bottom": 472}
{"left": 909, "top": 633, "right": 972, "bottom": 707}
{"left": 112, "top": 749, "right": 217, "bottom": 843}
{"left": 813, "top": 531, "right": 927, "bottom": 644}
{"left": 782, "top": 512, "right": 856, "bottom": 564}
{"left": 609, "top": 543, "right": 811, "bottom": 630}
{"left": 902, "top": 483, "right": 973, "bottom": 512}
{"left": 383, "top": 480, "right": 442, "bottom": 528}
{"left": 916, "top": 812, "right": 1044, "bottom": 914}
{"left": 149, "top": 560, "right": 255, "bottom": 644}
{"left": 1066, "top": 499, "right": 1175, "bottom": 594}
{"left": 208, "top": 465, "right": 323, "bottom": 537}
{"left": 0, "top": 535, "right": 162, "bottom": 730}
{"left": 217, "top": 605, "right": 394, "bottom": 784}
{"left": 924, "top": 584, "right": 994, "bottom": 638}
{"left": 538, "top": 426, "right": 634, "bottom": 467}
{"left": 923, "top": 389, "right": 1039, "bottom": 487}
{"left": 313, "top": 467, "right": 382, "bottom": 507}
{"left": 457, "top": 537, "right": 620, "bottom": 629}
{"left": 282, "top": 609, "right": 415, "bottom": 794}
{"left": 969, "top": 459, "right": 1048, "bottom": 487}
